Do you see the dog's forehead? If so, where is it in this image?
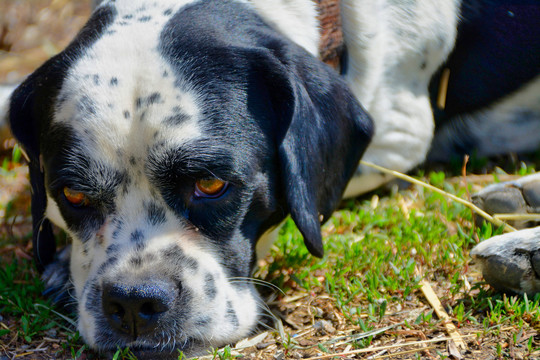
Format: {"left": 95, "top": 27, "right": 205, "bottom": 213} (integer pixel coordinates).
{"left": 52, "top": 0, "right": 204, "bottom": 163}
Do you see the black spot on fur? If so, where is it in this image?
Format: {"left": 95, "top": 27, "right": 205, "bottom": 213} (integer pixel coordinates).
{"left": 110, "top": 77, "right": 119, "bottom": 86}
{"left": 194, "top": 316, "right": 211, "bottom": 328}
{"left": 106, "top": 244, "right": 119, "bottom": 255}
{"left": 129, "top": 156, "right": 137, "bottom": 165}
{"left": 146, "top": 201, "right": 166, "bottom": 226}
{"left": 93, "top": 74, "right": 100, "bottom": 86}
{"left": 135, "top": 241, "right": 145, "bottom": 252}
{"left": 130, "top": 229, "right": 144, "bottom": 243}
{"left": 162, "top": 245, "right": 199, "bottom": 272}
{"left": 138, "top": 15, "right": 152, "bottom": 22}
{"left": 56, "top": 92, "right": 70, "bottom": 108}
{"left": 226, "top": 301, "right": 239, "bottom": 328}
{"left": 82, "top": 128, "right": 97, "bottom": 144}
{"left": 163, "top": 9, "right": 173, "bottom": 16}
{"left": 123, "top": 110, "right": 131, "bottom": 119}
{"left": 136, "top": 97, "right": 143, "bottom": 108}
{"left": 123, "top": 14, "right": 133, "bottom": 19}
{"left": 204, "top": 273, "right": 217, "bottom": 300}
{"left": 162, "top": 70, "right": 169, "bottom": 78}
{"left": 130, "top": 256, "right": 142, "bottom": 267}
{"left": 147, "top": 92, "right": 162, "bottom": 105}
{"left": 97, "top": 256, "right": 118, "bottom": 275}
{"left": 164, "top": 112, "right": 190, "bottom": 126}
{"left": 139, "top": 110, "right": 147, "bottom": 122}
{"left": 112, "top": 220, "right": 124, "bottom": 240}
{"left": 77, "top": 95, "right": 96, "bottom": 115}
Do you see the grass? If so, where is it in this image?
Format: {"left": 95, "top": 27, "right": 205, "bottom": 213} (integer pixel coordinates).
{"left": 1, "top": 152, "right": 540, "bottom": 359}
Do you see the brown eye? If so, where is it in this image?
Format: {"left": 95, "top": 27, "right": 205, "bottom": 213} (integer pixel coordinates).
{"left": 63, "top": 187, "right": 89, "bottom": 207}
{"left": 195, "top": 178, "right": 227, "bottom": 198}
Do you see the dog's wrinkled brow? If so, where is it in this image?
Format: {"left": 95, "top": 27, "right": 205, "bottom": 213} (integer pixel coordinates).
{"left": 50, "top": 155, "right": 126, "bottom": 197}
{"left": 147, "top": 142, "right": 246, "bottom": 183}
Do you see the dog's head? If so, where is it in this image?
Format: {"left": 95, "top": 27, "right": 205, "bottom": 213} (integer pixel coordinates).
{"left": 8, "top": 0, "right": 372, "bottom": 356}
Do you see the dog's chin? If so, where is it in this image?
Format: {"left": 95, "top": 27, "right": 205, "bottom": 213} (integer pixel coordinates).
{"left": 100, "top": 338, "right": 208, "bottom": 359}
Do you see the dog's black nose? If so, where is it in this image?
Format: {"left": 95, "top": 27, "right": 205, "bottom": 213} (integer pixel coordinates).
{"left": 102, "top": 281, "right": 175, "bottom": 338}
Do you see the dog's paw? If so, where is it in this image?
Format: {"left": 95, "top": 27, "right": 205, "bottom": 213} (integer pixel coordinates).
{"left": 471, "top": 227, "right": 540, "bottom": 295}
{"left": 42, "top": 245, "right": 75, "bottom": 310}
{"left": 472, "top": 173, "right": 540, "bottom": 229}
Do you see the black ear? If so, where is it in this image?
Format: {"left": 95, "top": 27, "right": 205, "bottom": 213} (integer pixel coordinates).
{"left": 266, "top": 48, "right": 373, "bottom": 257}
{"left": 8, "top": 73, "right": 57, "bottom": 272}
{"left": 7, "top": 4, "right": 116, "bottom": 272}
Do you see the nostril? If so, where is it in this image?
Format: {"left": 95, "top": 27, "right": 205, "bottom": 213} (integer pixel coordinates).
{"left": 140, "top": 302, "right": 154, "bottom": 316}
{"left": 140, "top": 300, "right": 167, "bottom": 317}
{"left": 108, "top": 302, "right": 125, "bottom": 322}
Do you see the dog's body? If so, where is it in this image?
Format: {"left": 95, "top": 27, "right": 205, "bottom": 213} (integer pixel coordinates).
{"left": 5, "top": 0, "right": 540, "bottom": 356}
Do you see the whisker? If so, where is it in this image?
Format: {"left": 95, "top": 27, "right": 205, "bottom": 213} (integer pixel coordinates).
{"left": 228, "top": 277, "right": 285, "bottom": 295}
{"left": 34, "top": 216, "right": 48, "bottom": 266}
{"left": 257, "top": 320, "right": 276, "bottom": 332}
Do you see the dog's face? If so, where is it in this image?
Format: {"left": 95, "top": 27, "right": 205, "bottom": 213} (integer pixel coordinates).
{"left": 8, "top": 0, "right": 372, "bottom": 356}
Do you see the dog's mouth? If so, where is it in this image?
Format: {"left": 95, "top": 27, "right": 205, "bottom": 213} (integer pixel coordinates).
{"left": 101, "top": 337, "right": 202, "bottom": 359}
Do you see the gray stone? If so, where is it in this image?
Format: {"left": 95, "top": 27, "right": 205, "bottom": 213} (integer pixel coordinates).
{"left": 472, "top": 173, "right": 540, "bottom": 229}
{"left": 471, "top": 227, "right": 540, "bottom": 295}
{"left": 523, "top": 180, "right": 540, "bottom": 212}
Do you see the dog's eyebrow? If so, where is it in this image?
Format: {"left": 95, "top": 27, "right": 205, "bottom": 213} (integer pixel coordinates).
{"left": 146, "top": 142, "right": 246, "bottom": 183}
{"left": 50, "top": 152, "right": 126, "bottom": 197}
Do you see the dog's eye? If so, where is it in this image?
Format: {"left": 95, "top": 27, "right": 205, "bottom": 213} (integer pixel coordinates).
{"left": 194, "top": 178, "right": 227, "bottom": 198}
{"left": 63, "top": 187, "right": 89, "bottom": 207}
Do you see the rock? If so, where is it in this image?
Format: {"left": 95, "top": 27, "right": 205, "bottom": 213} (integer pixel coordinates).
{"left": 313, "top": 320, "right": 336, "bottom": 334}
{"left": 472, "top": 173, "right": 540, "bottom": 229}
{"left": 471, "top": 226, "right": 540, "bottom": 295}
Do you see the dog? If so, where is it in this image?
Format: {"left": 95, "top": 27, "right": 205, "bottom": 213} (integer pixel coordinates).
{"left": 5, "top": 0, "right": 539, "bottom": 357}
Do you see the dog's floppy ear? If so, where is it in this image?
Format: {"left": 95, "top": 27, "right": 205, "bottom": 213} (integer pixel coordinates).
{"left": 263, "top": 48, "right": 373, "bottom": 257}
{"left": 7, "top": 4, "right": 116, "bottom": 272}
{"left": 8, "top": 72, "right": 57, "bottom": 272}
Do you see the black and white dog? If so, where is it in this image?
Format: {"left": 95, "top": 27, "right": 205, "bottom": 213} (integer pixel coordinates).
{"left": 4, "top": 0, "right": 540, "bottom": 356}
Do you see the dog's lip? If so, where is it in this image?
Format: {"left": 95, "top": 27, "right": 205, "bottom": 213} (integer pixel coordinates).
{"left": 129, "top": 341, "right": 200, "bottom": 359}
{"left": 103, "top": 338, "right": 197, "bottom": 357}
{"left": 126, "top": 346, "right": 181, "bottom": 360}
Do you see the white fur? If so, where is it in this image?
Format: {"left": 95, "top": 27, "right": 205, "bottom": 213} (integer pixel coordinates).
{"left": 245, "top": 0, "right": 320, "bottom": 56}
{"left": 0, "top": 84, "right": 17, "bottom": 135}
{"left": 45, "top": 196, "right": 67, "bottom": 229}
{"left": 256, "top": 220, "right": 284, "bottom": 260}
{"left": 53, "top": 0, "right": 202, "bottom": 170}
{"left": 340, "top": 0, "right": 461, "bottom": 196}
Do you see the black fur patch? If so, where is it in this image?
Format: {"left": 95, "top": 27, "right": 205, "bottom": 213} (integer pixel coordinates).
{"left": 162, "top": 245, "right": 199, "bottom": 272}
{"left": 145, "top": 201, "right": 167, "bottom": 226}
{"left": 130, "top": 229, "right": 145, "bottom": 243}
